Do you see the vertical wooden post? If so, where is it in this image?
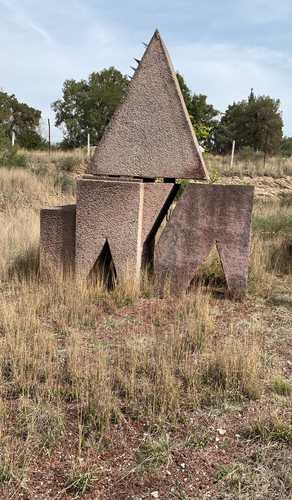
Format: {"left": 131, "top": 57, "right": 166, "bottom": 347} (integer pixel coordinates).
{"left": 48, "top": 118, "right": 51, "bottom": 155}
{"left": 230, "top": 140, "right": 235, "bottom": 169}
{"left": 87, "top": 132, "right": 90, "bottom": 159}
{"left": 263, "top": 128, "right": 268, "bottom": 168}
{"left": 11, "top": 130, "right": 15, "bottom": 147}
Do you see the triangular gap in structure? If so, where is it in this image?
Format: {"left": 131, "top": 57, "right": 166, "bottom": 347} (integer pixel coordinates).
{"left": 88, "top": 239, "right": 117, "bottom": 290}
{"left": 189, "top": 242, "right": 227, "bottom": 293}
{"left": 88, "top": 30, "right": 209, "bottom": 179}
{"left": 142, "top": 184, "right": 180, "bottom": 271}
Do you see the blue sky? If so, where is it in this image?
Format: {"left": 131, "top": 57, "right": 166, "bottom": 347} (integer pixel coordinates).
{"left": 1, "top": 0, "right": 291, "bottom": 142}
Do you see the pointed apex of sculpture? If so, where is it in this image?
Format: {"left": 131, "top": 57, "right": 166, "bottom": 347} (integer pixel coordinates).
{"left": 89, "top": 30, "right": 209, "bottom": 180}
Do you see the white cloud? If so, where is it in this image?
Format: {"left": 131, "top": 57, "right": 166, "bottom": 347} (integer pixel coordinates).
{"left": 171, "top": 42, "right": 292, "bottom": 134}
{"left": 0, "top": 0, "right": 52, "bottom": 43}
{"left": 0, "top": 1, "right": 291, "bottom": 141}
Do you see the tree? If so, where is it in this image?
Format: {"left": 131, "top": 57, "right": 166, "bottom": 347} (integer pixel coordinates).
{"left": 18, "top": 129, "right": 47, "bottom": 150}
{"left": 0, "top": 90, "right": 43, "bottom": 149}
{"left": 53, "top": 67, "right": 129, "bottom": 148}
{"left": 0, "top": 124, "right": 11, "bottom": 164}
{"left": 213, "top": 90, "right": 283, "bottom": 155}
{"left": 281, "top": 137, "right": 292, "bottom": 157}
{"left": 176, "top": 73, "right": 192, "bottom": 111}
{"left": 177, "top": 73, "right": 219, "bottom": 146}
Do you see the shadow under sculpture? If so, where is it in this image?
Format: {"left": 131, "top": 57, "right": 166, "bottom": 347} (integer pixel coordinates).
{"left": 155, "top": 184, "right": 254, "bottom": 297}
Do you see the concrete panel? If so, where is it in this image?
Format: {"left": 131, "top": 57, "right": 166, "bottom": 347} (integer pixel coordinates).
{"left": 75, "top": 179, "right": 174, "bottom": 279}
{"left": 40, "top": 204, "right": 76, "bottom": 272}
{"left": 155, "top": 184, "right": 254, "bottom": 297}
{"left": 88, "top": 30, "right": 208, "bottom": 180}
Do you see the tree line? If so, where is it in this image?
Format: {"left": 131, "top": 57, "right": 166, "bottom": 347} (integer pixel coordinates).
{"left": 1, "top": 67, "right": 292, "bottom": 156}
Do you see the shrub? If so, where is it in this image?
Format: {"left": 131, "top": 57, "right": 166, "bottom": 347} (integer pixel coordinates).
{"left": 0, "top": 128, "right": 28, "bottom": 168}
{"left": 271, "top": 377, "right": 292, "bottom": 396}
{"left": 135, "top": 435, "right": 172, "bottom": 469}
{"left": 245, "top": 415, "right": 292, "bottom": 444}
{"left": 65, "top": 459, "right": 97, "bottom": 494}
{"left": 54, "top": 173, "right": 76, "bottom": 194}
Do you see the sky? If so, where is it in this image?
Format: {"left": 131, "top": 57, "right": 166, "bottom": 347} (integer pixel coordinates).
{"left": 0, "top": 0, "right": 292, "bottom": 142}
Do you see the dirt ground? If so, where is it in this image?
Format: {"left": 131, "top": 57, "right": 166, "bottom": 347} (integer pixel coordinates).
{"left": 2, "top": 277, "right": 291, "bottom": 500}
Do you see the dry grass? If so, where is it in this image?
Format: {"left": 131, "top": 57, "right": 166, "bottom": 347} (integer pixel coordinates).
{"left": 0, "top": 151, "right": 291, "bottom": 497}
{"left": 21, "top": 147, "right": 87, "bottom": 175}
{"left": 2, "top": 276, "right": 260, "bottom": 425}
{"left": 207, "top": 154, "right": 292, "bottom": 178}
{"left": 0, "top": 168, "right": 74, "bottom": 280}
{"left": 253, "top": 199, "right": 292, "bottom": 232}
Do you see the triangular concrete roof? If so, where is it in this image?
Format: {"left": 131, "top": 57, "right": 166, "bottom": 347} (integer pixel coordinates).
{"left": 88, "top": 30, "right": 209, "bottom": 179}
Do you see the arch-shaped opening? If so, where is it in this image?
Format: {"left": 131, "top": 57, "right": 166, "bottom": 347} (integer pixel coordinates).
{"left": 88, "top": 239, "right": 117, "bottom": 289}
{"left": 189, "top": 242, "right": 227, "bottom": 296}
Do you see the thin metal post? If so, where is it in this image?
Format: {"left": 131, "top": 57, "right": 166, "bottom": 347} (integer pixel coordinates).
{"left": 230, "top": 140, "right": 235, "bottom": 169}
{"left": 48, "top": 118, "right": 51, "bottom": 155}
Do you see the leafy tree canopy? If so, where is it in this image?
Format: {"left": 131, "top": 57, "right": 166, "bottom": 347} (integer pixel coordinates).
{"left": 52, "top": 67, "right": 129, "bottom": 148}
{"left": 213, "top": 90, "right": 283, "bottom": 155}
{"left": 0, "top": 90, "right": 43, "bottom": 149}
{"left": 281, "top": 136, "right": 292, "bottom": 157}
{"left": 177, "top": 73, "right": 219, "bottom": 147}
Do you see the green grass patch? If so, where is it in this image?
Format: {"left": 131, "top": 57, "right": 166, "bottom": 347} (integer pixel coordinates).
{"left": 252, "top": 214, "right": 292, "bottom": 234}
{"left": 271, "top": 377, "right": 292, "bottom": 397}
{"left": 65, "top": 460, "right": 97, "bottom": 495}
{"left": 135, "top": 435, "right": 172, "bottom": 470}
{"left": 244, "top": 415, "right": 292, "bottom": 444}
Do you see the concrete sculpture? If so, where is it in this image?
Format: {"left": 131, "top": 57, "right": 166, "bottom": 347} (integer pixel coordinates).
{"left": 88, "top": 30, "right": 208, "bottom": 180}
{"left": 75, "top": 178, "right": 176, "bottom": 278}
{"left": 155, "top": 185, "right": 254, "bottom": 297}
{"left": 40, "top": 29, "right": 254, "bottom": 296}
{"left": 40, "top": 205, "right": 76, "bottom": 272}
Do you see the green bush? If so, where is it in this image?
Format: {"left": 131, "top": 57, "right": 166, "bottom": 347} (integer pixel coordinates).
{"left": 55, "top": 156, "right": 80, "bottom": 172}
{"left": 54, "top": 173, "right": 76, "bottom": 194}
{"left": 0, "top": 127, "right": 27, "bottom": 168}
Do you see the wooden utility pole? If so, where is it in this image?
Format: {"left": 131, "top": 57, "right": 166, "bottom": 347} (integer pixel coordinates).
{"left": 263, "top": 128, "right": 268, "bottom": 168}
{"left": 48, "top": 118, "right": 51, "bottom": 155}
{"left": 230, "top": 140, "right": 235, "bottom": 169}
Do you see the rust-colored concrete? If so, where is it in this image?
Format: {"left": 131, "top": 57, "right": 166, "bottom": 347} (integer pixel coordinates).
{"left": 88, "top": 30, "right": 208, "bottom": 180}
{"left": 155, "top": 184, "right": 254, "bottom": 296}
{"left": 75, "top": 179, "right": 175, "bottom": 279}
{"left": 40, "top": 204, "right": 76, "bottom": 272}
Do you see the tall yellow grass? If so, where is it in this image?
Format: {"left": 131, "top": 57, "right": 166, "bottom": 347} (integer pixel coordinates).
{"left": 207, "top": 154, "right": 292, "bottom": 178}
{"left": 0, "top": 157, "right": 289, "bottom": 443}
{"left": 0, "top": 168, "right": 74, "bottom": 279}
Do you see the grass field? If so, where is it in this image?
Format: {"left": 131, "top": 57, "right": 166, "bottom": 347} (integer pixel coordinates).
{"left": 0, "top": 151, "right": 291, "bottom": 499}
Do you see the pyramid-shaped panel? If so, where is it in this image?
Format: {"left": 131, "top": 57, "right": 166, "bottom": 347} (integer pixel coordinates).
{"left": 88, "top": 30, "right": 208, "bottom": 179}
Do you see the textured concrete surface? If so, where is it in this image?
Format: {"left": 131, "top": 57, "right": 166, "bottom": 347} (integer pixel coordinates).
{"left": 76, "top": 179, "right": 174, "bottom": 279}
{"left": 155, "top": 184, "right": 254, "bottom": 296}
{"left": 88, "top": 30, "right": 208, "bottom": 180}
{"left": 40, "top": 204, "right": 76, "bottom": 272}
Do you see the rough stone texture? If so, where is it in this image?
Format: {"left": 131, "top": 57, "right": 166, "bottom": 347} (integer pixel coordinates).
{"left": 75, "top": 179, "right": 175, "bottom": 278}
{"left": 40, "top": 204, "right": 76, "bottom": 272}
{"left": 88, "top": 30, "right": 208, "bottom": 180}
{"left": 155, "top": 184, "right": 254, "bottom": 296}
